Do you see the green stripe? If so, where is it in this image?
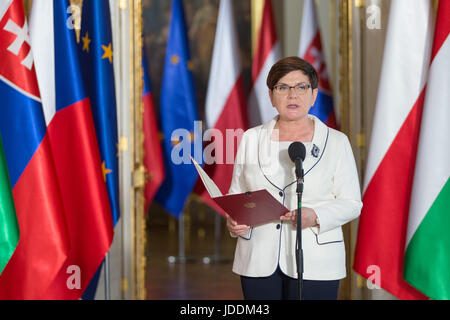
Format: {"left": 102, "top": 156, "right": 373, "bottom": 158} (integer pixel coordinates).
{"left": 404, "top": 178, "right": 450, "bottom": 300}
{"left": 0, "top": 135, "right": 19, "bottom": 275}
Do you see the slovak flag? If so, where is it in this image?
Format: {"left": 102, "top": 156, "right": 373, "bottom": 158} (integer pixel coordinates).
{"left": 0, "top": 0, "right": 69, "bottom": 299}
{"left": 298, "top": 0, "right": 337, "bottom": 129}
{"left": 29, "top": 0, "right": 114, "bottom": 299}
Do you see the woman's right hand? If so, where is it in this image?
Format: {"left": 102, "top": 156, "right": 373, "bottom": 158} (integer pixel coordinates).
{"left": 226, "top": 215, "right": 250, "bottom": 236}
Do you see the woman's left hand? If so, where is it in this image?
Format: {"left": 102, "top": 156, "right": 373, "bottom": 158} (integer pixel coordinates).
{"left": 280, "top": 207, "right": 318, "bottom": 229}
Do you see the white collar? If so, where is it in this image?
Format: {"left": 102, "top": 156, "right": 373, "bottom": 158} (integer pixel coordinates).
{"left": 257, "top": 114, "right": 329, "bottom": 187}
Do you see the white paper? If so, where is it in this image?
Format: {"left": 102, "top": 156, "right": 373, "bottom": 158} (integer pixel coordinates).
{"left": 190, "top": 156, "right": 223, "bottom": 198}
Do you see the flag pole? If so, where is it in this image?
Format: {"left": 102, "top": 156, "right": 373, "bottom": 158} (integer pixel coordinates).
{"left": 104, "top": 252, "right": 110, "bottom": 300}
{"left": 168, "top": 197, "right": 196, "bottom": 264}
{"left": 178, "top": 214, "right": 186, "bottom": 262}
{"left": 203, "top": 209, "right": 231, "bottom": 264}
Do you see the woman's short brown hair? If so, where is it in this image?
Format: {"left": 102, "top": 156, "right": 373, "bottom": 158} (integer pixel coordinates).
{"left": 266, "top": 56, "right": 319, "bottom": 90}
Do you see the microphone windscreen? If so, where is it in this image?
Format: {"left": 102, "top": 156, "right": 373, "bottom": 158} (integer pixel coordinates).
{"left": 288, "top": 142, "right": 306, "bottom": 162}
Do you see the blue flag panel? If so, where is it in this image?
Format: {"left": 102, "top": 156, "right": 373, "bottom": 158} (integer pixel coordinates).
{"left": 155, "top": 0, "right": 202, "bottom": 218}
{"left": 79, "top": 0, "right": 119, "bottom": 226}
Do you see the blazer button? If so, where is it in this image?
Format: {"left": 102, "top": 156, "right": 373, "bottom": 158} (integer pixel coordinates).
{"left": 279, "top": 191, "right": 284, "bottom": 197}
{"left": 276, "top": 224, "right": 281, "bottom": 230}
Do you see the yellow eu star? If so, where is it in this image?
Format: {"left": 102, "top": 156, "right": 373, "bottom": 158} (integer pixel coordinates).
{"left": 171, "top": 54, "right": 180, "bottom": 65}
{"left": 102, "top": 161, "right": 113, "bottom": 182}
{"left": 102, "top": 43, "right": 113, "bottom": 63}
{"left": 82, "top": 32, "right": 91, "bottom": 53}
{"left": 172, "top": 137, "right": 181, "bottom": 146}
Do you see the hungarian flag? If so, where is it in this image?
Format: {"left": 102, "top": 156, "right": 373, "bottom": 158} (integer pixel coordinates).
{"left": 30, "top": 0, "right": 113, "bottom": 299}
{"left": 298, "top": 0, "right": 337, "bottom": 129}
{"left": 0, "top": 0, "right": 69, "bottom": 299}
{"left": 142, "top": 51, "right": 165, "bottom": 212}
{"left": 353, "top": 0, "right": 432, "bottom": 299}
{"left": 247, "top": 0, "right": 281, "bottom": 126}
{"left": 195, "top": 0, "right": 248, "bottom": 215}
{"left": 404, "top": 0, "right": 450, "bottom": 300}
{"left": 0, "top": 134, "right": 19, "bottom": 276}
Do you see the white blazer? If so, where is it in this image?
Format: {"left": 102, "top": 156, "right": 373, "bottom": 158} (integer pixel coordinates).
{"left": 228, "top": 115, "right": 362, "bottom": 280}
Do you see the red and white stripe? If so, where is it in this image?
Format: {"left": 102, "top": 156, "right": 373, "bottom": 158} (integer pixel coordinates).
{"left": 298, "top": 0, "right": 317, "bottom": 60}
{"left": 353, "top": 0, "right": 433, "bottom": 299}
{"left": 198, "top": 0, "right": 247, "bottom": 215}
{"left": 247, "top": 0, "right": 280, "bottom": 127}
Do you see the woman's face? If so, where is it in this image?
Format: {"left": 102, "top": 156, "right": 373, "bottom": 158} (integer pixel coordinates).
{"left": 269, "top": 70, "right": 318, "bottom": 122}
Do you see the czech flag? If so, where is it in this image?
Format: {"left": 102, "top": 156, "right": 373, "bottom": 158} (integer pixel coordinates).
{"left": 29, "top": 0, "right": 113, "bottom": 299}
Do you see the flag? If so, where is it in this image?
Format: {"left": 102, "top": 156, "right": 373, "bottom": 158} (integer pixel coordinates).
{"left": 247, "top": 0, "right": 281, "bottom": 126}
{"left": 404, "top": 0, "right": 450, "bottom": 300}
{"left": 77, "top": 0, "right": 119, "bottom": 300}
{"left": 155, "top": 0, "right": 202, "bottom": 218}
{"left": 0, "top": 0, "right": 69, "bottom": 299}
{"left": 195, "top": 0, "right": 248, "bottom": 215}
{"left": 79, "top": 0, "right": 119, "bottom": 225}
{"left": 0, "top": 134, "right": 19, "bottom": 276}
{"left": 353, "top": 0, "right": 432, "bottom": 300}
{"left": 30, "top": 0, "right": 114, "bottom": 299}
{"left": 142, "top": 50, "right": 165, "bottom": 212}
{"left": 298, "top": 0, "right": 337, "bottom": 129}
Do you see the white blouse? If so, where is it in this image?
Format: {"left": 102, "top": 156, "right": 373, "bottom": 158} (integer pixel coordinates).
{"left": 228, "top": 115, "right": 363, "bottom": 280}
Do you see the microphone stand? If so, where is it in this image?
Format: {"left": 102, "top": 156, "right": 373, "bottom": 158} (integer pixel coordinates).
{"left": 295, "top": 158, "right": 304, "bottom": 300}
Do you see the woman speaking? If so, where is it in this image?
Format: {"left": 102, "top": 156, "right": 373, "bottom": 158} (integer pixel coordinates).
{"left": 226, "top": 57, "right": 362, "bottom": 300}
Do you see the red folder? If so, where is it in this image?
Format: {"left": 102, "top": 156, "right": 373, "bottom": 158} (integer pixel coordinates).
{"left": 212, "top": 189, "right": 290, "bottom": 227}
{"left": 189, "top": 156, "right": 289, "bottom": 227}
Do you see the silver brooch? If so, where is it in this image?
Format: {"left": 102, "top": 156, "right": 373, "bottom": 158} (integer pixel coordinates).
{"left": 311, "top": 144, "right": 320, "bottom": 158}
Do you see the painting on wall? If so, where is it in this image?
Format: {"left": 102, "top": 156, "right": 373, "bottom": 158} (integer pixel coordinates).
{"left": 142, "top": 0, "right": 252, "bottom": 121}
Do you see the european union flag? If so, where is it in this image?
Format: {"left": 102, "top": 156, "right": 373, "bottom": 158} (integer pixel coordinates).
{"left": 79, "top": 0, "right": 119, "bottom": 226}
{"left": 155, "top": 0, "right": 202, "bottom": 218}
{"left": 78, "top": 0, "right": 118, "bottom": 300}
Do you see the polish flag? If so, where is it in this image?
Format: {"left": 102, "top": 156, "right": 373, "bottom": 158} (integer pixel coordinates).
{"left": 247, "top": 0, "right": 281, "bottom": 127}
{"left": 196, "top": 0, "right": 248, "bottom": 215}
{"left": 298, "top": 0, "right": 337, "bottom": 128}
{"left": 353, "top": 0, "right": 432, "bottom": 299}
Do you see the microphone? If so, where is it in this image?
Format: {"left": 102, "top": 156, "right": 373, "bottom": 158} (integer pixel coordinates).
{"left": 288, "top": 141, "right": 306, "bottom": 300}
{"left": 288, "top": 142, "right": 306, "bottom": 180}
